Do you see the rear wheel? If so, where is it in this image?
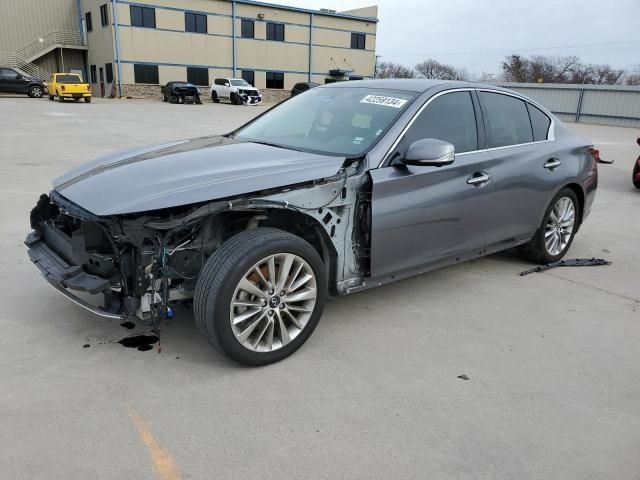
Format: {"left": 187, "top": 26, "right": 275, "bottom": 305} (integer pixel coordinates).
{"left": 194, "top": 228, "right": 327, "bottom": 366}
{"left": 84, "top": 97, "right": 91, "bottom": 103}
{"left": 211, "top": 91, "right": 219, "bottom": 103}
{"left": 162, "top": 93, "right": 167, "bottom": 102}
{"left": 519, "top": 187, "right": 579, "bottom": 264}
{"left": 48, "top": 94, "right": 54, "bottom": 101}
{"left": 633, "top": 161, "right": 640, "bottom": 189}
{"left": 28, "top": 85, "right": 44, "bottom": 98}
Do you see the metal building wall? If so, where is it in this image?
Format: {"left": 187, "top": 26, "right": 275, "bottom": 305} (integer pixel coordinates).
{"left": 0, "top": 0, "right": 80, "bottom": 51}
{"left": 498, "top": 83, "right": 640, "bottom": 128}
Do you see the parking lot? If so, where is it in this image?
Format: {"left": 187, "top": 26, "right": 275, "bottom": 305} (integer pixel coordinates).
{"left": 1, "top": 96, "right": 639, "bottom": 479}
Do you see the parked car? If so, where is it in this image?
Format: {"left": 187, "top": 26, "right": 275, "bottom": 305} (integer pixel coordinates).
{"left": 26, "top": 80, "right": 598, "bottom": 365}
{"left": 633, "top": 137, "right": 640, "bottom": 189}
{"left": 0, "top": 67, "right": 46, "bottom": 98}
{"left": 210, "top": 77, "right": 262, "bottom": 105}
{"left": 291, "top": 81, "right": 319, "bottom": 97}
{"left": 161, "top": 82, "right": 202, "bottom": 104}
{"left": 47, "top": 73, "right": 92, "bottom": 102}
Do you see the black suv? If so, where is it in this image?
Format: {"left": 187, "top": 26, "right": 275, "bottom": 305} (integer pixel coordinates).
{"left": 0, "top": 67, "right": 46, "bottom": 98}
{"left": 161, "top": 82, "right": 202, "bottom": 104}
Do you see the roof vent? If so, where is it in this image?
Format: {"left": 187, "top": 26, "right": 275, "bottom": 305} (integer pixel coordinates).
{"left": 320, "top": 8, "right": 337, "bottom": 13}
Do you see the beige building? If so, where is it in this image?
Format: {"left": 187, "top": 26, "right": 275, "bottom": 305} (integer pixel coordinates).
{"left": 79, "top": 0, "right": 378, "bottom": 98}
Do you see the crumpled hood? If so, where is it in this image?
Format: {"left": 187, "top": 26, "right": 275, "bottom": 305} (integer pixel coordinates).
{"left": 52, "top": 136, "right": 345, "bottom": 216}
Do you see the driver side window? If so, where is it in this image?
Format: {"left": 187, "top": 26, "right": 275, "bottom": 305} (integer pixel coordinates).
{"left": 394, "top": 91, "right": 479, "bottom": 157}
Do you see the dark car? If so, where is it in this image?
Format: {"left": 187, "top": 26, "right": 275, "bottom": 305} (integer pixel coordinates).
{"left": 291, "top": 81, "right": 319, "bottom": 97}
{"left": 161, "top": 81, "right": 202, "bottom": 104}
{"left": 0, "top": 67, "right": 46, "bottom": 98}
{"left": 26, "top": 80, "right": 597, "bottom": 366}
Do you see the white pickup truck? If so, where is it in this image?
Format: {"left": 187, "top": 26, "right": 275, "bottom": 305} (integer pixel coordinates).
{"left": 210, "top": 78, "right": 262, "bottom": 105}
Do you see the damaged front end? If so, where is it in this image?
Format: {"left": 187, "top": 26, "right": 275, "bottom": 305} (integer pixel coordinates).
{"left": 25, "top": 161, "right": 371, "bottom": 327}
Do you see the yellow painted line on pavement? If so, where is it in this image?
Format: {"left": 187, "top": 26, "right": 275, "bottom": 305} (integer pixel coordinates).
{"left": 128, "top": 407, "right": 182, "bottom": 480}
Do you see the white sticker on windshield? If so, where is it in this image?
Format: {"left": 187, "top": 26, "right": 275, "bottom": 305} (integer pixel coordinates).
{"left": 360, "top": 95, "right": 408, "bottom": 108}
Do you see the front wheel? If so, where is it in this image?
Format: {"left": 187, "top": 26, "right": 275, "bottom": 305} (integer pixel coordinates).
{"left": 28, "top": 85, "right": 44, "bottom": 98}
{"left": 194, "top": 228, "right": 327, "bottom": 366}
{"left": 519, "top": 187, "right": 579, "bottom": 264}
{"left": 48, "top": 94, "right": 54, "bottom": 101}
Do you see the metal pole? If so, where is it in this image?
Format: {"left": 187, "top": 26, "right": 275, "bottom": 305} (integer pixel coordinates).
{"left": 111, "top": 0, "right": 123, "bottom": 97}
{"left": 575, "top": 88, "right": 585, "bottom": 123}
{"left": 232, "top": 1, "right": 237, "bottom": 77}
{"left": 308, "top": 13, "right": 313, "bottom": 82}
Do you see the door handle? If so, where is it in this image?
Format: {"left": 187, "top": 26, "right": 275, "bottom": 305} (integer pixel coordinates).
{"left": 467, "top": 173, "right": 491, "bottom": 185}
{"left": 544, "top": 158, "right": 562, "bottom": 169}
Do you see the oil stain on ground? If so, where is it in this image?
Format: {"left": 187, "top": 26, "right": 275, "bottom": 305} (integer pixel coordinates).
{"left": 118, "top": 335, "right": 159, "bottom": 351}
{"left": 120, "top": 321, "right": 136, "bottom": 330}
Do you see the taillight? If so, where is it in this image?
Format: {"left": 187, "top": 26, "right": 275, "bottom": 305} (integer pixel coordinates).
{"left": 589, "top": 147, "right": 601, "bottom": 164}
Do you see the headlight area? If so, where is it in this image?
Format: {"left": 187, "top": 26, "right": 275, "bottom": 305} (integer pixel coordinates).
{"left": 26, "top": 193, "right": 224, "bottom": 329}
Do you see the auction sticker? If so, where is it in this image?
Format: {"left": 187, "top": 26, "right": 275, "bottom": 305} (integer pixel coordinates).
{"left": 360, "top": 95, "right": 408, "bottom": 108}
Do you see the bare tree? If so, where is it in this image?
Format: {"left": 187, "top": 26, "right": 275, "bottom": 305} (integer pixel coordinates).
{"left": 501, "top": 55, "right": 528, "bottom": 82}
{"left": 591, "top": 64, "right": 624, "bottom": 85}
{"left": 624, "top": 65, "right": 640, "bottom": 86}
{"left": 375, "top": 60, "right": 414, "bottom": 79}
{"left": 414, "top": 59, "right": 468, "bottom": 81}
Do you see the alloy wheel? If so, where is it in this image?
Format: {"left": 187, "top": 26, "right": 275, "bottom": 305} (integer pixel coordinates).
{"left": 230, "top": 253, "right": 317, "bottom": 353}
{"left": 544, "top": 196, "right": 576, "bottom": 256}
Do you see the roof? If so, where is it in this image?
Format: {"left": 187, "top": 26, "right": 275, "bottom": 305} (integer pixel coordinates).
{"left": 234, "top": 0, "right": 379, "bottom": 22}
{"left": 324, "top": 79, "right": 520, "bottom": 94}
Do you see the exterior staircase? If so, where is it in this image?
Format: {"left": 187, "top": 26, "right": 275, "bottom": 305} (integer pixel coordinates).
{"left": 0, "top": 29, "right": 86, "bottom": 80}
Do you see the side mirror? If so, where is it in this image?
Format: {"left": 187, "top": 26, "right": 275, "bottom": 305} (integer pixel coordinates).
{"left": 224, "top": 82, "right": 230, "bottom": 87}
{"left": 402, "top": 138, "right": 455, "bottom": 167}
{"left": 15, "top": 74, "right": 23, "bottom": 80}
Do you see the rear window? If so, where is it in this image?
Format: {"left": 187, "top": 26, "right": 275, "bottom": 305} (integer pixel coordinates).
{"left": 527, "top": 103, "right": 551, "bottom": 141}
{"left": 479, "top": 92, "right": 533, "bottom": 148}
{"left": 56, "top": 74, "right": 83, "bottom": 84}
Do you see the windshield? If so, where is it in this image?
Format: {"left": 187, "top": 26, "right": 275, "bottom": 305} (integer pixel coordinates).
{"left": 234, "top": 87, "right": 417, "bottom": 156}
{"left": 230, "top": 79, "right": 250, "bottom": 87}
{"left": 57, "top": 74, "right": 83, "bottom": 84}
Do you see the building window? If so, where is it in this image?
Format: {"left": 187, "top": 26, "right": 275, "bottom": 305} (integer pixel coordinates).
{"left": 185, "top": 12, "right": 206, "bottom": 33}
{"left": 105, "top": 63, "right": 113, "bottom": 83}
{"left": 266, "top": 22, "right": 284, "bottom": 41}
{"left": 134, "top": 64, "right": 159, "bottom": 84}
{"left": 351, "top": 32, "right": 365, "bottom": 49}
{"left": 241, "top": 70, "right": 255, "bottom": 86}
{"left": 130, "top": 5, "right": 156, "bottom": 28}
{"left": 100, "top": 4, "right": 108, "bottom": 27}
{"left": 187, "top": 67, "right": 209, "bottom": 86}
{"left": 266, "top": 71, "right": 284, "bottom": 89}
{"left": 85, "top": 12, "right": 93, "bottom": 32}
{"left": 90, "top": 65, "right": 97, "bottom": 83}
{"left": 241, "top": 19, "right": 254, "bottom": 38}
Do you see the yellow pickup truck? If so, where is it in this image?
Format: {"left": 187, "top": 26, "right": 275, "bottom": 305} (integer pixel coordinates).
{"left": 47, "top": 73, "right": 92, "bottom": 103}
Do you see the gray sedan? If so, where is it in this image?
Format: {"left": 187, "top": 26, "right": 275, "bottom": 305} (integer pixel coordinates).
{"left": 26, "top": 79, "right": 597, "bottom": 365}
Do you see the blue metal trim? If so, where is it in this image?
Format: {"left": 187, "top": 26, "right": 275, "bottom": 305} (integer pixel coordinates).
{"left": 117, "top": 24, "right": 231, "bottom": 38}
{"left": 308, "top": 13, "right": 313, "bottom": 82}
{"left": 112, "top": 0, "right": 123, "bottom": 97}
{"left": 232, "top": 1, "right": 237, "bottom": 76}
{"left": 117, "top": 0, "right": 231, "bottom": 18}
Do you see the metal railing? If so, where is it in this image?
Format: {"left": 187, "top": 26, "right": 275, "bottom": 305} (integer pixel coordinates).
{"left": 15, "top": 29, "right": 86, "bottom": 63}
{"left": 0, "top": 52, "right": 51, "bottom": 80}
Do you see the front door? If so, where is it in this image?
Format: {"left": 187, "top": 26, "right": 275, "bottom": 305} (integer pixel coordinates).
{"left": 0, "top": 68, "right": 24, "bottom": 93}
{"left": 369, "top": 90, "right": 493, "bottom": 279}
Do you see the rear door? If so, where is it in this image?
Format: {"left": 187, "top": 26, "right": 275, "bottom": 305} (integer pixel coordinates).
{"left": 477, "top": 90, "right": 564, "bottom": 246}
{"left": 369, "top": 90, "right": 494, "bottom": 279}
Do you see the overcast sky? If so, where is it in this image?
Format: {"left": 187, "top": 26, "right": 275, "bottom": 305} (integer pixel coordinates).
{"left": 285, "top": 0, "right": 640, "bottom": 75}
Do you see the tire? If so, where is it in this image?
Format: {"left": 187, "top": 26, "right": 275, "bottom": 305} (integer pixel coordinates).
{"left": 28, "top": 85, "right": 44, "bottom": 98}
{"left": 195, "top": 96, "right": 202, "bottom": 105}
{"left": 519, "top": 187, "right": 579, "bottom": 264}
{"left": 48, "top": 94, "right": 54, "bottom": 101}
{"left": 211, "top": 91, "right": 219, "bottom": 103}
{"left": 58, "top": 93, "right": 64, "bottom": 102}
{"left": 194, "top": 228, "right": 327, "bottom": 366}
{"left": 178, "top": 96, "right": 184, "bottom": 104}
{"left": 162, "top": 93, "right": 167, "bottom": 102}
{"left": 84, "top": 97, "right": 91, "bottom": 103}
{"left": 230, "top": 92, "right": 238, "bottom": 105}
{"left": 633, "top": 162, "right": 640, "bottom": 189}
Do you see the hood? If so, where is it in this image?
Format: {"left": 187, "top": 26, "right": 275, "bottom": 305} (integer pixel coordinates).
{"left": 52, "top": 136, "right": 346, "bottom": 216}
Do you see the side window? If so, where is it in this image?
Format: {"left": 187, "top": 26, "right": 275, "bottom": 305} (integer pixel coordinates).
{"left": 133, "top": 64, "right": 159, "bottom": 84}
{"left": 350, "top": 33, "right": 365, "bottom": 50}
{"left": 214, "top": 78, "right": 226, "bottom": 86}
{"left": 100, "top": 4, "right": 108, "bottom": 27}
{"left": 131, "top": 6, "right": 156, "bottom": 28}
{"left": 527, "top": 103, "right": 551, "bottom": 142}
{"left": 185, "top": 12, "right": 206, "bottom": 33}
{"left": 2, "top": 69, "right": 18, "bottom": 80}
{"left": 85, "top": 12, "right": 93, "bottom": 32}
{"left": 266, "top": 72, "right": 284, "bottom": 89}
{"left": 90, "top": 65, "right": 97, "bottom": 83}
{"left": 187, "top": 67, "right": 208, "bottom": 86}
{"left": 396, "top": 91, "right": 478, "bottom": 155}
{"left": 479, "top": 92, "right": 533, "bottom": 148}
{"left": 266, "top": 22, "right": 284, "bottom": 41}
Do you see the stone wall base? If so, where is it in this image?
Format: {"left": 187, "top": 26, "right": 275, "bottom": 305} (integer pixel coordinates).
{"left": 115, "top": 84, "right": 290, "bottom": 104}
